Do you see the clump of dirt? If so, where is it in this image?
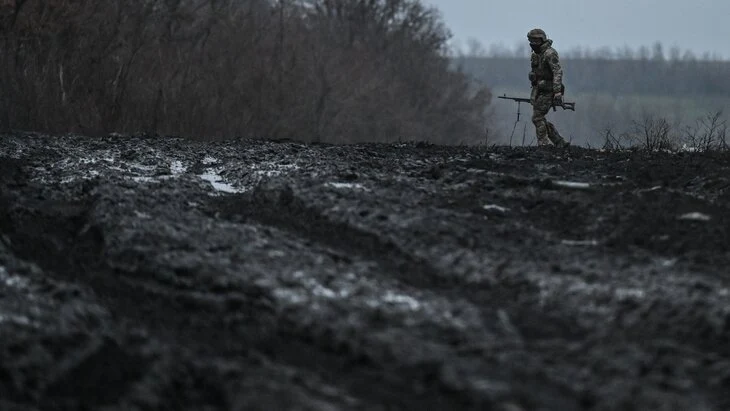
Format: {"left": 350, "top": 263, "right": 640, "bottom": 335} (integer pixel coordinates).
{"left": 1, "top": 132, "right": 730, "bottom": 410}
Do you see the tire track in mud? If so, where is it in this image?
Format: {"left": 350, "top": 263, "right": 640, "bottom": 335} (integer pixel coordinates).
{"left": 89, "top": 179, "right": 587, "bottom": 408}
{"left": 214, "top": 178, "right": 609, "bottom": 400}
{"left": 228, "top": 176, "right": 595, "bottom": 338}
{"left": 0, "top": 175, "right": 309, "bottom": 408}
{"left": 223, "top": 172, "right": 730, "bottom": 410}
{"left": 3, "top": 139, "right": 510, "bottom": 409}
{"left": 0, "top": 170, "right": 487, "bottom": 410}
{"left": 206, "top": 185, "right": 592, "bottom": 410}
{"left": 4, "top": 136, "right": 730, "bottom": 410}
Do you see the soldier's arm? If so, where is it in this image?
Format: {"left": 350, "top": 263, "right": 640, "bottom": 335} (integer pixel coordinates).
{"left": 547, "top": 50, "right": 563, "bottom": 93}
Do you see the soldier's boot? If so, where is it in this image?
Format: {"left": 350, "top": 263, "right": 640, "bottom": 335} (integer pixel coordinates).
{"left": 534, "top": 121, "right": 552, "bottom": 146}
{"left": 547, "top": 122, "right": 570, "bottom": 148}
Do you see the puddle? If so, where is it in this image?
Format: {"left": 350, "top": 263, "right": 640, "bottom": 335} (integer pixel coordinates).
{"left": 553, "top": 180, "right": 591, "bottom": 189}
{"left": 326, "top": 182, "right": 368, "bottom": 190}
{"left": 199, "top": 170, "right": 246, "bottom": 194}
{"left": 483, "top": 204, "right": 510, "bottom": 212}
{"left": 678, "top": 212, "right": 711, "bottom": 222}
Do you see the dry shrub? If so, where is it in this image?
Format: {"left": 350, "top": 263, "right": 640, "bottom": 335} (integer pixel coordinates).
{"left": 682, "top": 111, "right": 727, "bottom": 152}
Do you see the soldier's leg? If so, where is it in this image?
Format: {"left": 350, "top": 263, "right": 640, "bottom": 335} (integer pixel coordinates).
{"left": 547, "top": 122, "right": 569, "bottom": 147}
{"left": 531, "top": 94, "right": 552, "bottom": 146}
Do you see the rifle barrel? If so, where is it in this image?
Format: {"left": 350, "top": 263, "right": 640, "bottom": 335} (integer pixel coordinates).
{"left": 498, "top": 95, "right": 531, "bottom": 103}
{"left": 498, "top": 94, "right": 576, "bottom": 111}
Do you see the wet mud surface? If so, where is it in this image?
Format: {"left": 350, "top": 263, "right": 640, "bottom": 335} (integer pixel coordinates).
{"left": 1, "top": 133, "right": 730, "bottom": 410}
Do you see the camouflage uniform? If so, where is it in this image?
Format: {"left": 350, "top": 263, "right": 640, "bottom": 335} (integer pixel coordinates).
{"left": 528, "top": 29, "right": 569, "bottom": 147}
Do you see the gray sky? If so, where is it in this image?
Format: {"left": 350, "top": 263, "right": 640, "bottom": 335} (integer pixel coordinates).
{"left": 421, "top": 0, "right": 730, "bottom": 59}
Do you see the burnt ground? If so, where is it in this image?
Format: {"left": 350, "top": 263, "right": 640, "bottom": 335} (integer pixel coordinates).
{"left": 0, "top": 133, "right": 729, "bottom": 411}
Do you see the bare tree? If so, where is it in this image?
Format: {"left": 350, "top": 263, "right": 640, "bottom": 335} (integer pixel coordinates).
{"left": 0, "top": 0, "right": 492, "bottom": 143}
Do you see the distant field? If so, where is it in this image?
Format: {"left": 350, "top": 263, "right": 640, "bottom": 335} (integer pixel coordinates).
{"left": 459, "top": 56, "right": 730, "bottom": 146}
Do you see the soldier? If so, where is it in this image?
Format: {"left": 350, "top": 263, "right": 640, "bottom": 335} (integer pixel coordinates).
{"left": 527, "top": 28, "right": 570, "bottom": 147}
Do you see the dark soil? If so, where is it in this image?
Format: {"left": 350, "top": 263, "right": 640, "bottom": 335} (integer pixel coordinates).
{"left": 1, "top": 132, "right": 730, "bottom": 411}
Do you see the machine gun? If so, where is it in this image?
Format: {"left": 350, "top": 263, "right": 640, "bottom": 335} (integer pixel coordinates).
{"left": 497, "top": 94, "right": 576, "bottom": 122}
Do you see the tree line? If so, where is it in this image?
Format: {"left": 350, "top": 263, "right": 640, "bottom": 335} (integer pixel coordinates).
{"left": 458, "top": 40, "right": 727, "bottom": 63}
{"left": 454, "top": 56, "right": 730, "bottom": 97}
{"left": 0, "top": 0, "right": 491, "bottom": 144}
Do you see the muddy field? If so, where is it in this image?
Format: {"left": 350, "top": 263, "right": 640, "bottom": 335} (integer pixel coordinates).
{"left": 1, "top": 132, "right": 729, "bottom": 410}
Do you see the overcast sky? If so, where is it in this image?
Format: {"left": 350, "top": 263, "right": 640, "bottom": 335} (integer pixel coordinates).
{"left": 420, "top": 0, "right": 730, "bottom": 59}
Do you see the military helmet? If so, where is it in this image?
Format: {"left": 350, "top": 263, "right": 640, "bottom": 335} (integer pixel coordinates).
{"left": 527, "top": 28, "right": 547, "bottom": 44}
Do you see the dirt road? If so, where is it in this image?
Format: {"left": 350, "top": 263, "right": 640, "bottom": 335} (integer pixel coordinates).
{"left": 1, "top": 133, "right": 729, "bottom": 410}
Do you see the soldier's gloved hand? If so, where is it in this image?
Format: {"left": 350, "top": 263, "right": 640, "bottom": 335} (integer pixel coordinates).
{"left": 553, "top": 93, "right": 563, "bottom": 106}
